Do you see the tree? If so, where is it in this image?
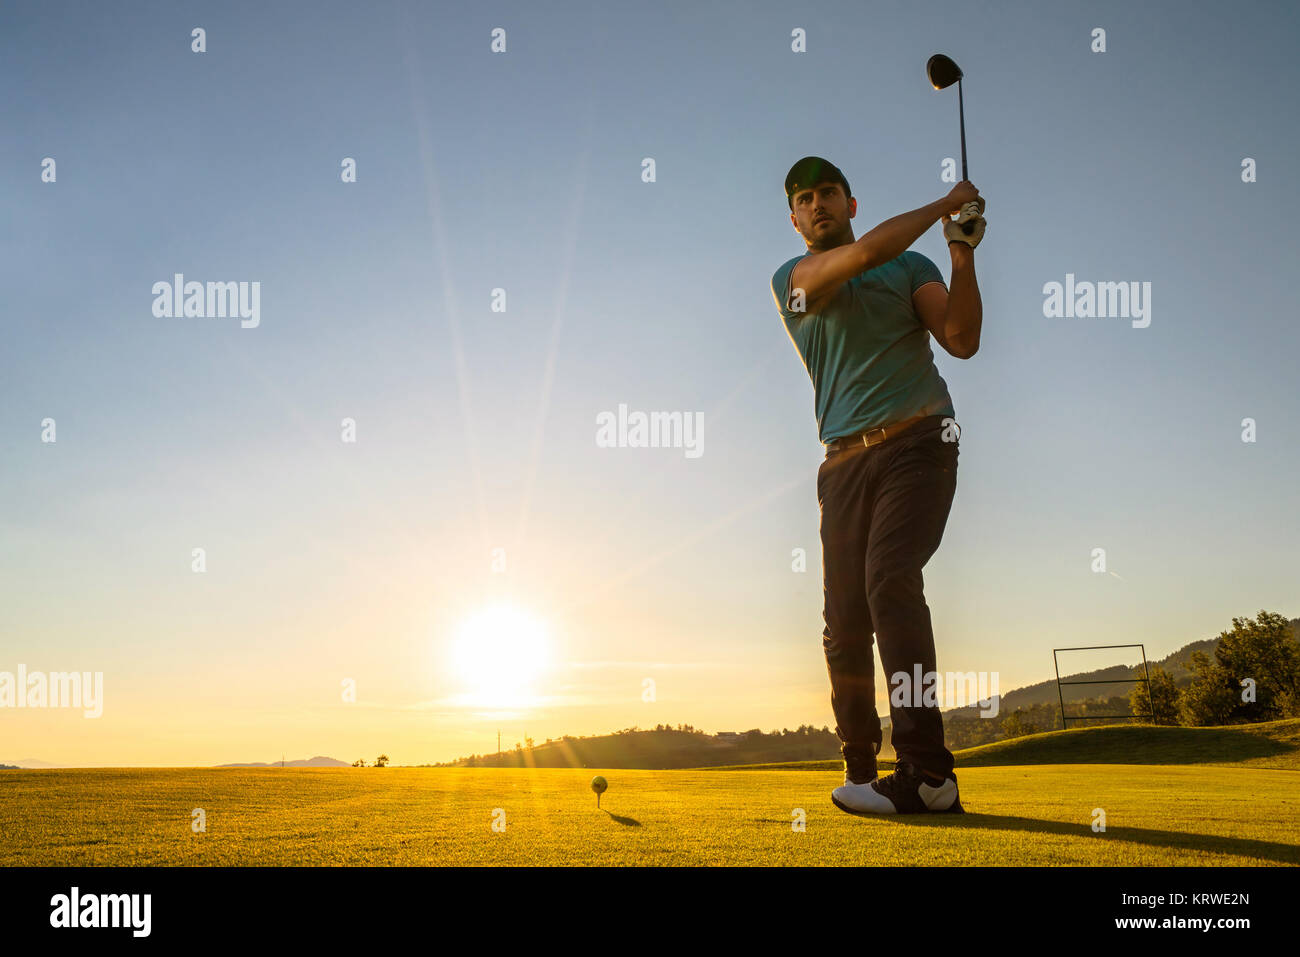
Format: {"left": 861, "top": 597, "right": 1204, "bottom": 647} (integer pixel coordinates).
{"left": 1180, "top": 650, "right": 1239, "bottom": 726}
{"left": 1130, "top": 666, "right": 1180, "bottom": 725}
{"left": 352, "top": 758, "right": 366, "bottom": 767}
{"left": 1212, "top": 610, "right": 1300, "bottom": 721}
{"left": 375, "top": 754, "right": 388, "bottom": 767}
{"left": 1000, "top": 710, "right": 1037, "bottom": 738}
{"left": 1178, "top": 611, "right": 1300, "bottom": 725}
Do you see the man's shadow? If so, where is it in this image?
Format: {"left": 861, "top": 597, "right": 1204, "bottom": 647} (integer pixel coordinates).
{"left": 888, "top": 811, "right": 1300, "bottom": 864}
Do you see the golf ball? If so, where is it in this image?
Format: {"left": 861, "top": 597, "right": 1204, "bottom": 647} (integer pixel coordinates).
{"left": 590, "top": 775, "right": 608, "bottom": 794}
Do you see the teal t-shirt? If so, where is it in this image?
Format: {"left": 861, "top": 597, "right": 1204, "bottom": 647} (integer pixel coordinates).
{"left": 771, "top": 249, "right": 956, "bottom": 444}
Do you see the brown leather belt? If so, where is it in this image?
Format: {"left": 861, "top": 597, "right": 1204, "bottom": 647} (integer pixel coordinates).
{"left": 824, "top": 412, "right": 947, "bottom": 455}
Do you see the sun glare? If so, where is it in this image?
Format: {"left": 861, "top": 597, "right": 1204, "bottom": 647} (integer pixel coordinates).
{"left": 450, "top": 606, "right": 551, "bottom": 706}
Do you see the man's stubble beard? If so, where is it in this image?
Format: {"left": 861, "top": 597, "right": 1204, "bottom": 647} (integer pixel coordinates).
{"left": 809, "top": 223, "right": 852, "bottom": 253}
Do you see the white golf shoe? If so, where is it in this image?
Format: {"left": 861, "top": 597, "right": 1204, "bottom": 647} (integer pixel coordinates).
{"left": 832, "top": 760, "right": 964, "bottom": 815}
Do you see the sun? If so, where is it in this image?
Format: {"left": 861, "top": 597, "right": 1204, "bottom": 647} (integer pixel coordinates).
{"left": 449, "top": 605, "right": 551, "bottom": 707}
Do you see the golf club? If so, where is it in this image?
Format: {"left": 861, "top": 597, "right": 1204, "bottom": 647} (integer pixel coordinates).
{"left": 926, "top": 53, "right": 977, "bottom": 236}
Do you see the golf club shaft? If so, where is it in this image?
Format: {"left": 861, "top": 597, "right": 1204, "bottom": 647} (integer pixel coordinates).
{"left": 958, "top": 79, "right": 975, "bottom": 235}
{"left": 958, "top": 79, "right": 967, "bottom": 181}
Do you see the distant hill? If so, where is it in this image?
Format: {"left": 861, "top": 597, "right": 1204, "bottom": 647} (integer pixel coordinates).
{"left": 217, "top": 756, "right": 349, "bottom": 768}
{"left": 0, "top": 759, "right": 58, "bottom": 769}
{"left": 953, "top": 716, "right": 1300, "bottom": 769}
{"left": 0, "top": 764, "right": 20, "bottom": 770}
{"left": 717, "top": 718, "right": 1300, "bottom": 773}
{"left": 435, "top": 725, "right": 873, "bottom": 769}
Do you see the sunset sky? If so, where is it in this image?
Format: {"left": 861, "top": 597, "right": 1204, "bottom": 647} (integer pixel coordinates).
{"left": 3, "top": 0, "right": 1297, "bottom": 766}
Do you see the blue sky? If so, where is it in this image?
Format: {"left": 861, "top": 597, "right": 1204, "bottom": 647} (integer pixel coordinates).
{"left": 2, "top": 0, "right": 1296, "bottom": 764}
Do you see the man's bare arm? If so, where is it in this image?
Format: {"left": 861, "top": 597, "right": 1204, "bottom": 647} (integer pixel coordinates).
{"left": 943, "top": 243, "right": 982, "bottom": 358}
{"left": 913, "top": 245, "right": 983, "bottom": 360}
{"left": 788, "top": 182, "right": 978, "bottom": 313}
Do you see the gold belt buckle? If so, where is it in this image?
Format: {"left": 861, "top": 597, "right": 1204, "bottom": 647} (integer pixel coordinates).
{"left": 861, "top": 425, "right": 887, "bottom": 448}
{"left": 863, "top": 413, "right": 926, "bottom": 448}
{"left": 829, "top": 413, "right": 927, "bottom": 453}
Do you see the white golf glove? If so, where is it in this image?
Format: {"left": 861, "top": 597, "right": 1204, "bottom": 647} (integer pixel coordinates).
{"left": 943, "top": 197, "right": 986, "bottom": 249}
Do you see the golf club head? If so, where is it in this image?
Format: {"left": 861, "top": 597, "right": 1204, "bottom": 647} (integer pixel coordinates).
{"left": 926, "top": 53, "right": 963, "bottom": 90}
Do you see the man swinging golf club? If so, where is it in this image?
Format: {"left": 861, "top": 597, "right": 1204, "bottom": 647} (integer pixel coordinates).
{"left": 771, "top": 156, "right": 985, "bottom": 814}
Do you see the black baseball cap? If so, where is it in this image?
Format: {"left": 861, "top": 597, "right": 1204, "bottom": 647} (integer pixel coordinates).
{"left": 785, "top": 156, "right": 851, "bottom": 209}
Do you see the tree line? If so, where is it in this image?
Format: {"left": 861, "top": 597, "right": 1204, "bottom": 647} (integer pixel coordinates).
{"left": 948, "top": 610, "right": 1299, "bottom": 747}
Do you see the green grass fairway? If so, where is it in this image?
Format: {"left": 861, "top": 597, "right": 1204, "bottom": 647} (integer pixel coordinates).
{"left": 2, "top": 762, "right": 1297, "bottom": 866}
